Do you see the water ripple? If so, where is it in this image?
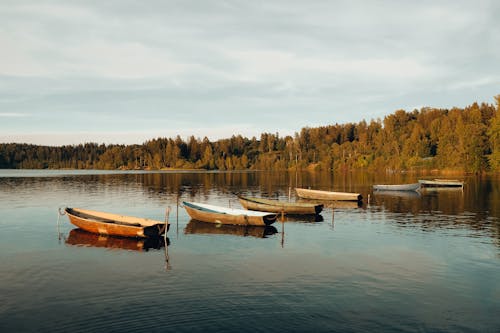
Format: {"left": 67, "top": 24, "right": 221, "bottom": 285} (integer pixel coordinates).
{"left": 1, "top": 172, "right": 499, "bottom": 332}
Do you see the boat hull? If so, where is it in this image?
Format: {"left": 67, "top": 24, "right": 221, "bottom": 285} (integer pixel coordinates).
{"left": 295, "top": 188, "right": 362, "bottom": 201}
{"left": 65, "top": 208, "right": 167, "bottom": 238}
{"left": 418, "top": 179, "right": 464, "bottom": 188}
{"left": 183, "top": 202, "right": 277, "bottom": 226}
{"left": 238, "top": 196, "right": 323, "bottom": 215}
{"left": 373, "top": 183, "right": 420, "bottom": 191}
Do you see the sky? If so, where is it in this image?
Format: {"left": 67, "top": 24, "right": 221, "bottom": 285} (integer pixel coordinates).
{"left": 1, "top": 0, "right": 499, "bottom": 146}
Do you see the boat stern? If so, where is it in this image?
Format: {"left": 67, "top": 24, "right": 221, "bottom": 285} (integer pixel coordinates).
{"left": 263, "top": 214, "right": 278, "bottom": 225}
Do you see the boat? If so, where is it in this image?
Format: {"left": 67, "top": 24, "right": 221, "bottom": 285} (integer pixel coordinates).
{"left": 238, "top": 196, "right": 323, "bottom": 215}
{"left": 295, "top": 188, "right": 362, "bottom": 202}
{"left": 373, "top": 183, "right": 420, "bottom": 191}
{"left": 64, "top": 207, "right": 169, "bottom": 238}
{"left": 182, "top": 201, "right": 277, "bottom": 226}
{"left": 184, "top": 220, "right": 278, "bottom": 238}
{"left": 66, "top": 228, "right": 168, "bottom": 251}
{"left": 418, "top": 179, "right": 464, "bottom": 188}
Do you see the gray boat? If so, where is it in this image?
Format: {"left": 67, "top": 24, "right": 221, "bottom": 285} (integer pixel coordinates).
{"left": 418, "top": 179, "right": 464, "bottom": 188}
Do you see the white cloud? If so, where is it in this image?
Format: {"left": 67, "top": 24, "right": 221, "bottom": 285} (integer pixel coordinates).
{"left": 61, "top": 41, "right": 189, "bottom": 78}
{"left": 446, "top": 76, "right": 500, "bottom": 91}
{"left": 0, "top": 112, "right": 29, "bottom": 117}
{"left": 0, "top": 123, "right": 292, "bottom": 146}
{"left": 0, "top": 31, "right": 51, "bottom": 76}
{"left": 0, "top": 0, "right": 499, "bottom": 145}
{"left": 228, "top": 50, "right": 432, "bottom": 80}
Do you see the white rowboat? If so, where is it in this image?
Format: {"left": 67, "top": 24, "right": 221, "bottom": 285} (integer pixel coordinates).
{"left": 183, "top": 201, "right": 277, "bottom": 226}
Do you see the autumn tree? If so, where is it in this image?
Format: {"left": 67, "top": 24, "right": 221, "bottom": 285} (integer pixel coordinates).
{"left": 487, "top": 95, "right": 500, "bottom": 171}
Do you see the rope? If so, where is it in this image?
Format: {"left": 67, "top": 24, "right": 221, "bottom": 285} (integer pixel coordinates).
{"left": 56, "top": 207, "right": 66, "bottom": 242}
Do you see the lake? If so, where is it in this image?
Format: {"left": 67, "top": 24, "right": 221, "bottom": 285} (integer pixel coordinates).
{"left": 0, "top": 170, "right": 499, "bottom": 332}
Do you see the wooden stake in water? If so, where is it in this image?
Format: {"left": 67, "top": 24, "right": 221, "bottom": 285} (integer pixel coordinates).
{"left": 331, "top": 206, "right": 335, "bottom": 230}
{"left": 176, "top": 194, "right": 180, "bottom": 238}
{"left": 281, "top": 209, "right": 285, "bottom": 248}
{"left": 164, "top": 206, "right": 170, "bottom": 240}
{"left": 164, "top": 206, "right": 171, "bottom": 271}
{"left": 57, "top": 210, "right": 61, "bottom": 242}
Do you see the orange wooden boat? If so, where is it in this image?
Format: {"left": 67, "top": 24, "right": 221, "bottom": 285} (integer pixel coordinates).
{"left": 64, "top": 207, "right": 169, "bottom": 238}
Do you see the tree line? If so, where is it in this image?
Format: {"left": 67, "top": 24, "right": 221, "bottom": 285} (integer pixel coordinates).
{"left": 2, "top": 95, "right": 500, "bottom": 173}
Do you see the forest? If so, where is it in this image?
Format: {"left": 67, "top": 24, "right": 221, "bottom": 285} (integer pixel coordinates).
{"left": 1, "top": 95, "right": 500, "bottom": 173}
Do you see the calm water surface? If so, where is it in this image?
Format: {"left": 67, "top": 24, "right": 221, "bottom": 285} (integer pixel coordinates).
{"left": 0, "top": 170, "right": 499, "bottom": 332}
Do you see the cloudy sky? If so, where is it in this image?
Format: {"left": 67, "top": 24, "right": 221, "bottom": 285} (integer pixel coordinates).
{"left": 1, "top": 0, "right": 499, "bottom": 146}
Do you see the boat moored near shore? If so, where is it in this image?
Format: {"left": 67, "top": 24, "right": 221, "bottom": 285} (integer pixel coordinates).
{"left": 238, "top": 196, "right": 323, "bottom": 215}
{"left": 183, "top": 201, "right": 277, "bottom": 226}
{"left": 64, "top": 207, "right": 169, "bottom": 238}
{"left": 418, "top": 179, "right": 464, "bottom": 188}
{"left": 295, "top": 188, "right": 362, "bottom": 202}
{"left": 373, "top": 183, "right": 421, "bottom": 191}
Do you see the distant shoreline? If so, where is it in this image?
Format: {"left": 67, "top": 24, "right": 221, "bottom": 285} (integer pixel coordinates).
{"left": 2, "top": 95, "right": 499, "bottom": 173}
{"left": 0, "top": 166, "right": 479, "bottom": 175}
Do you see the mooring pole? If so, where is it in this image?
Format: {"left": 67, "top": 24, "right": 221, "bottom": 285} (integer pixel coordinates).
{"left": 331, "top": 206, "right": 335, "bottom": 229}
{"left": 164, "top": 206, "right": 170, "bottom": 241}
{"left": 164, "top": 206, "right": 171, "bottom": 271}
{"left": 176, "top": 194, "right": 180, "bottom": 238}
{"left": 281, "top": 209, "right": 285, "bottom": 248}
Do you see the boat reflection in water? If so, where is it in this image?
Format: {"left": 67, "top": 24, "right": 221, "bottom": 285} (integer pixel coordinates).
{"left": 279, "top": 214, "right": 324, "bottom": 223}
{"left": 372, "top": 190, "right": 421, "bottom": 199}
{"left": 66, "top": 228, "right": 170, "bottom": 252}
{"left": 185, "top": 220, "right": 278, "bottom": 238}
{"left": 298, "top": 199, "right": 362, "bottom": 209}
